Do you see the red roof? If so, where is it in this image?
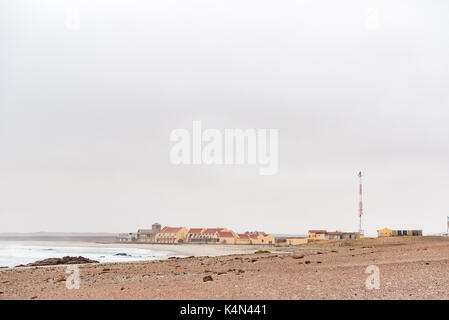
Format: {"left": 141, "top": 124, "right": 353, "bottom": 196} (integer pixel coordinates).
{"left": 238, "top": 234, "right": 250, "bottom": 239}
{"left": 204, "top": 228, "right": 224, "bottom": 234}
{"left": 159, "top": 227, "right": 183, "bottom": 234}
{"left": 217, "top": 231, "right": 234, "bottom": 238}
{"left": 188, "top": 228, "right": 204, "bottom": 234}
{"left": 309, "top": 230, "right": 327, "bottom": 234}
{"left": 249, "top": 234, "right": 259, "bottom": 239}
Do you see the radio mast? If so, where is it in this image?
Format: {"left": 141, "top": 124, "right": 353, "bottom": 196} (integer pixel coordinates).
{"left": 358, "top": 171, "right": 364, "bottom": 235}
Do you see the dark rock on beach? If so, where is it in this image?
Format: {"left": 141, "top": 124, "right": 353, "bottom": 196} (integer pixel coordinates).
{"left": 16, "top": 256, "right": 99, "bottom": 267}
{"left": 203, "top": 275, "right": 213, "bottom": 282}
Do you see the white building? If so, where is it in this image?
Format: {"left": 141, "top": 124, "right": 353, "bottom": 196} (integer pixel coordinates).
{"left": 117, "top": 233, "right": 137, "bottom": 242}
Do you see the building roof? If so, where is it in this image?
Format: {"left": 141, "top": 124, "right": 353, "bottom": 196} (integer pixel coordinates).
{"left": 187, "top": 228, "right": 204, "bottom": 234}
{"left": 237, "top": 234, "right": 250, "bottom": 239}
{"left": 309, "top": 230, "right": 327, "bottom": 234}
{"left": 327, "top": 232, "right": 341, "bottom": 235}
{"left": 249, "top": 234, "right": 259, "bottom": 239}
{"left": 203, "top": 228, "right": 224, "bottom": 234}
{"left": 217, "top": 231, "right": 234, "bottom": 238}
{"left": 159, "top": 227, "right": 183, "bottom": 234}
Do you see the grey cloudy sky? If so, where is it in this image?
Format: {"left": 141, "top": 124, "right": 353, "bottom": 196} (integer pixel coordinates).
{"left": 1, "top": 0, "right": 449, "bottom": 235}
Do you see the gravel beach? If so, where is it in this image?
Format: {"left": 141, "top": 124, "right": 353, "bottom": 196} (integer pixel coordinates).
{"left": 1, "top": 237, "right": 448, "bottom": 300}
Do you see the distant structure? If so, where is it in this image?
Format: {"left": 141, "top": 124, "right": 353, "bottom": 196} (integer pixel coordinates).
{"left": 117, "top": 232, "right": 137, "bottom": 242}
{"left": 285, "top": 237, "right": 308, "bottom": 246}
{"left": 185, "top": 228, "right": 229, "bottom": 244}
{"left": 118, "top": 224, "right": 276, "bottom": 245}
{"left": 137, "top": 223, "right": 161, "bottom": 242}
{"left": 155, "top": 226, "right": 188, "bottom": 244}
{"left": 185, "top": 228, "right": 274, "bottom": 245}
{"left": 308, "top": 230, "right": 361, "bottom": 240}
{"left": 377, "top": 228, "right": 422, "bottom": 237}
{"left": 185, "top": 228, "right": 207, "bottom": 243}
{"left": 358, "top": 171, "right": 364, "bottom": 235}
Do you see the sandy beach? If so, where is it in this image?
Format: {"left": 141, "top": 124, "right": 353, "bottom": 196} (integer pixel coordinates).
{"left": 1, "top": 236, "right": 449, "bottom": 300}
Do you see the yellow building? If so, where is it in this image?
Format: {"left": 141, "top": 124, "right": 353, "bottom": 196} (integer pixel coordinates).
{"left": 286, "top": 238, "right": 308, "bottom": 246}
{"left": 249, "top": 233, "right": 275, "bottom": 245}
{"left": 377, "top": 228, "right": 422, "bottom": 237}
{"left": 236, "top": 233, "right": 275, "bottom": 245}
{"left": 184, "top": 227, "right": 233, "bottom": 243}
{"left": 155, "top": 226, "right": 187, "bottom": 244}
{"left": 217, "top": 231, "right": 237, "bottom": 244}
{"left": 236, "top": 234, "right": 252, "bottom": 245}
{"left": 308, "top": 230, "right": 327, "bottom": 240}
{"left": 185, "top": 228, "right": 206, "bottom": 243}
{"left": 260, "top": 234, "right": 275, "bottom": 245}
{"left": 202, "top": 228, "right": 229, "bottom": 243}
{"left": 377, "top": 228, "right": 396, "bottom": 237}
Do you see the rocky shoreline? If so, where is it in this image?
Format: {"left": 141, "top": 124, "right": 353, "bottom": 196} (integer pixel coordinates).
{"left": 15, "top": 256, "right": 99, "bottom": 267}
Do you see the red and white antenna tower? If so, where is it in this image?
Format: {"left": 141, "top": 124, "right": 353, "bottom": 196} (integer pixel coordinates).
{"left": 358, "top": 171, "right": 364, "bottom": 235}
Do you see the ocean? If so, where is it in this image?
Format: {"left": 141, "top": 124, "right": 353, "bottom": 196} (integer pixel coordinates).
{"left": 0, "top": 241, "right": 176, "bottom": 268}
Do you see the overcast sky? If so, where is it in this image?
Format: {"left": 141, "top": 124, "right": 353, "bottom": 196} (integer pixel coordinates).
{"left": 1, "top": 0, "right": 449, "bottom": 235}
